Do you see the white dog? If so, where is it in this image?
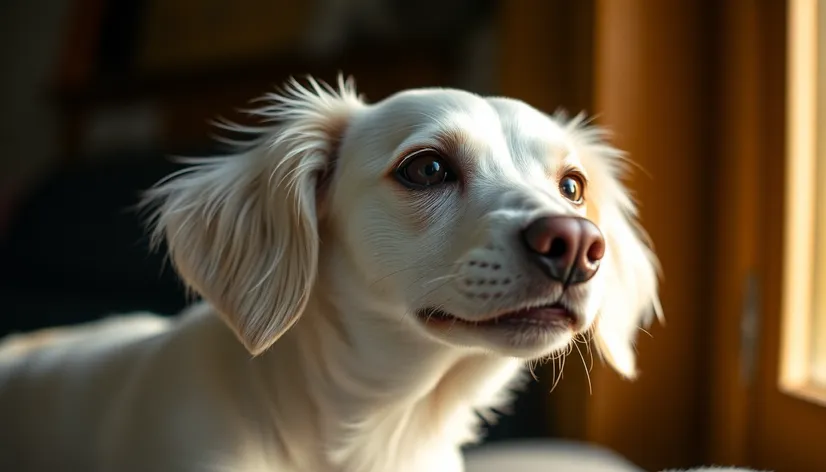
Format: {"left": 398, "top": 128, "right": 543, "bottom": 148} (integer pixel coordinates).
{"left": 0, "top": 77, "right": 666, "bottom": 471}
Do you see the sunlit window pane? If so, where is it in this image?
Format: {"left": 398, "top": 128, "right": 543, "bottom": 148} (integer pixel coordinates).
{"left": 812, "top": 1, "right": 826, "bottom": 388}
{"left": 780, "top": 0, "right": 826, "bottom": 400}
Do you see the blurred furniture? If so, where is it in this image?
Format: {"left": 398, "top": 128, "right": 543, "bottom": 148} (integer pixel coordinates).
{"left": 49, "top": 0, "right": 489, "bottom": 162}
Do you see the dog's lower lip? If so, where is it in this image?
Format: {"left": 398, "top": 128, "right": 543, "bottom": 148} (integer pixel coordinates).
{"left": 417, "top": 304, "right": 577, "bottom": 328}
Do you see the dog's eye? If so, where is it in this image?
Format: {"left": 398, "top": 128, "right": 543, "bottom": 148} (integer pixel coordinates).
{"left": 559, "top": 173, "right": 585, "bottom": 204}
{"left": 396, "top": 150, "right": 457, "bottom": 188}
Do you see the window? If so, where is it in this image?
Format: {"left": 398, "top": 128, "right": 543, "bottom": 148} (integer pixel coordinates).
{"left": 779, "top": 0, "right": 826, "bottom": 403}
{"left": 709, "top": 1, "right": 826, "bottom": 470}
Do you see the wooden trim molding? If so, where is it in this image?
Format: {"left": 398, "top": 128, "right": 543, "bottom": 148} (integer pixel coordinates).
{"left": 706, "top": 0, "right": 763, "bottom": 465}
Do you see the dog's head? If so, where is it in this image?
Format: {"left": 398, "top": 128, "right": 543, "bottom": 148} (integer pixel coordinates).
{"left": 145, "top": 77, "right": 661, "bottom": 378}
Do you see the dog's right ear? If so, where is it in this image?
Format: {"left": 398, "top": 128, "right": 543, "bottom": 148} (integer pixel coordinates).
{"left": 142, "top": 76, "right": 362, "bottom": 355}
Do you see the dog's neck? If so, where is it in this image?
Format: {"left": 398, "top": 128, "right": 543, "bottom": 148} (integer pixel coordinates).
{"left": 257, "top": 258, "right": 524, "bottom": 472}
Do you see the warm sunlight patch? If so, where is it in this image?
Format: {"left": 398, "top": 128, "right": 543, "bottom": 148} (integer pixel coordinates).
{"left": 779, "top": 0, "right": 826, "bottom": 404}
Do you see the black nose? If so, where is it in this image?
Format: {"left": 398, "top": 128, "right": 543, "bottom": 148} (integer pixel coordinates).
{"left": 521, "top": 216, "right": 605, "bottom": 285}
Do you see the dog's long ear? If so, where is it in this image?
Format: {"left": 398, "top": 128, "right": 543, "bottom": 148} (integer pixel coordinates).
{"left": 143, "top": 76, "right": 362, "bottom": 355}
{"left": 594, "top": 198, "right": 662, "bottom": 378}
{"left": 567, "top": 115, "right": 663, "bottom": 378}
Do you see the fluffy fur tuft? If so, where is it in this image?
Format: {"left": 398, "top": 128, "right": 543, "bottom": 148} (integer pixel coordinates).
{"left": 142, "top": 76, "right": 363, "bottom": 355}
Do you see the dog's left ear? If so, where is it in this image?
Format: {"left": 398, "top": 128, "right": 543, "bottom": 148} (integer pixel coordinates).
{"left": 567, "top": 117, "right": 663, "bottom": 378}
{"left": 593, "top": 198, "right": 662, "bottom": 378}
{"left": 143, "top": 76, "right": 363, "bottom": 355}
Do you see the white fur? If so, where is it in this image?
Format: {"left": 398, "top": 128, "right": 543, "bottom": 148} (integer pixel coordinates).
{"left": 0, "top": 77, "right": 664, "bottom": 471}
{"left": 661, "top": 469, "right": 768, "bottom": 472}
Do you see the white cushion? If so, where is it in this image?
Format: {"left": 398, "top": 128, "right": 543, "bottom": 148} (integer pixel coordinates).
{"left": 465, "top": 440, "right": 644, "bottom": 472}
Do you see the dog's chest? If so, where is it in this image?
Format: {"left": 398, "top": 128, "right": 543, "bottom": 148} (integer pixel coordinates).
{"left": 317, "top": 357, "right": 524, "bottom": 472}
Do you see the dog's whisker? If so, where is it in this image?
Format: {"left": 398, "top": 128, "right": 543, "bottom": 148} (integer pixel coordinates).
{"left": 422, "top": 273, "right": 462, "bottom": 287}
{"left": 527, "top": 359, "right": 540, "bottom": 382}
{"left": 573, "top": 341, "right": 592, "bottom": 395}
{"left": 407, "top": 276, "right": 460, "bottom": 310}
{"left": 444, "top": 300, "right": 459, "bottom": 337}
{"left": 368, "top": 262, "right": 459, "bottom": 288}
{"left": 574, "top": 328, "right": 596, "bottom": 371}
{"left": 550, "top": 353, "right": 567, "bottom": 393}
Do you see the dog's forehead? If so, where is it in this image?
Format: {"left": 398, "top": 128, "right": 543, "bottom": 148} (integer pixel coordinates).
{"left": 484, "top": 97, "right": 570, "bottom": 144}
{"left": 351, "top": 89, "right": 574, "bottom": 168}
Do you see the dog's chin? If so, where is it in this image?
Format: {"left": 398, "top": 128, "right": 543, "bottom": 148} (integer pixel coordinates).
{"left": 414, "top": 303, "right": 582, "bottom": 359}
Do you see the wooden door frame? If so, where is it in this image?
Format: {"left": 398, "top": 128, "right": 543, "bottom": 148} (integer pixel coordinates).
{"left": 706, "top": 0, "right": 769, "bottom": 465}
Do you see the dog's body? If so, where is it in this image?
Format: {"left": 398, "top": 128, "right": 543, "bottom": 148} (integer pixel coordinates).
{"left": 0, "top": 304, "right": 519, "bottom": 471}
{"left": 0, "top": 78, "right": 664, "bottom": 471}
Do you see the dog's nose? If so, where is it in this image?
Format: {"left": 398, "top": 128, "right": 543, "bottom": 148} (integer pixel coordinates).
{"left": 521, "top": 216, "right": 605, "bottom": 285}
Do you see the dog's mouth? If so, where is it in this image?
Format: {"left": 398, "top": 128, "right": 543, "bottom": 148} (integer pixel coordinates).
{"left": 415, "top": 302, "right": 579, "bottom": 330}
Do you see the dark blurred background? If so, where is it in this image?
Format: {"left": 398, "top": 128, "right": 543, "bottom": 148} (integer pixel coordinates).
{"left": 1, "top": 1, "right": 824, "bottom": 471}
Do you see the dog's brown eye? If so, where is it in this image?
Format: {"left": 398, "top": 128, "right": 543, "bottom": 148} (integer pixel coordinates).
{"left": 559, "top": 173, "right": 585, "bottom": 204}
{"left": 396, "top": 150, "right": 457, "bottom": 189}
